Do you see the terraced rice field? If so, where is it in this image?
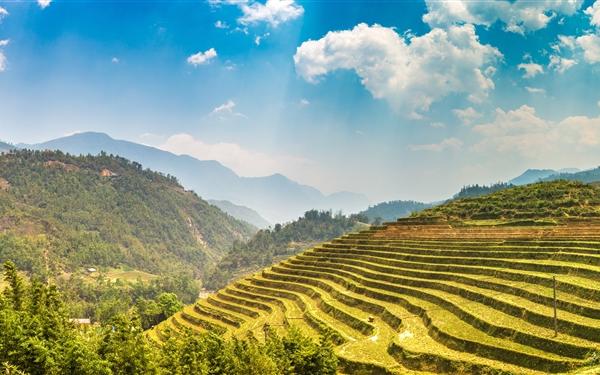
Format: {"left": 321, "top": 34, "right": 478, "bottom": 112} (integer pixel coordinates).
{"left": 153, "top": 219, "right": 600, "bottom": 374}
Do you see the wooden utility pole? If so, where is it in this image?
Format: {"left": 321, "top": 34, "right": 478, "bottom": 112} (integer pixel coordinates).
{"left": 553, "top": 275, "right": 558, "bottom": 337}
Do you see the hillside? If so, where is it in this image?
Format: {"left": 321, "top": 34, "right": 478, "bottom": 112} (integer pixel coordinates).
{"left": 0, "top": 150, "right": 255, "bottom": 278}
{"left": 0, "top": 141, "right": 14, "bottom": 153}
{"left": 204, "top": 210, "right": 367, "bottom": 290}
{"left": 25, "top": 132, "right": 370, "bottom": 223}
{"left": 359, "top": 200, "right": 432, "bottom": 222}
{"left": 153, "top": 180, "right": 600, "bottom": 374}
{"left": 415, "top": 180, "right": 600, "bottom": 220}
{"left": 209, "top": 199, "right": 271, "bottom": 228}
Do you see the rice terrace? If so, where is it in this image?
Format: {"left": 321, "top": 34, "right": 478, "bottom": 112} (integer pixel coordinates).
{"left": 153, "top": 181, "right": 600, "bottom": 374}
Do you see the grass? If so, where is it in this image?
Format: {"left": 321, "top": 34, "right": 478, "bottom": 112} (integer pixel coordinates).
{"left": 149, "top": 218, "right": 600, "bottom": 374}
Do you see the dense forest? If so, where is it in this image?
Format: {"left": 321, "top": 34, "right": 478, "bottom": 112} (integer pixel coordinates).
{"left": 359, "top": 200, "right": 432, "bottom": 223}
{"left": 0, "top": 149, "right": 255, "bottom": 278}
{"left": 0, "top": 261, "right": 338, "bottom": 375}
{"left": 204, "top": 210, "right": 367, "bottom": 290}
{"left": 415, "top": 180, "right": 600, "bottom": 220}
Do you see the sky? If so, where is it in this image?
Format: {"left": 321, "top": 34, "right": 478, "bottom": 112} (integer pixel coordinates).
{"left": 1, "top": 0, "right": 600, "bottom": 203}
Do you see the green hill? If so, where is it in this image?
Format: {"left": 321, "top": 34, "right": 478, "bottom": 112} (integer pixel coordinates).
{"left": 153, "top": 180, "right": 600, "bottom": 374}
{"left": 414, "top": 180, "right": 600, "bottom": 221}
{"left": 0, "top": 149, "right": 255, "bottom": 278}
{"left": 359, "top": 200, "right": 432, "bottom": 223}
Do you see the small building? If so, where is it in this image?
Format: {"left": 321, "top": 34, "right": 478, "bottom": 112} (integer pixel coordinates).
{"left": 100, "top": 169, "right": 118, "bottom": 177}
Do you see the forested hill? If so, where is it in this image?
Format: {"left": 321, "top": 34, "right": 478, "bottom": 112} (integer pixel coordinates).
{"left": 204, "top": 210, "right": 368, "bottom": 289}
{"left": 413, "top": 180, "right": 600, "bottom": 220}
{"left": 359, "top": 200, "right": 432, "bottom": 223}
{"left": 0, "top": 150, "right": 255, "bottom": 278}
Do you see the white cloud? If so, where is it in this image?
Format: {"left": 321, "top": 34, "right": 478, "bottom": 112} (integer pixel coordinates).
{"left": 254, "top": 32, "right": 270, "bottom": 45}
{"left": 210, "top": 99, "right": 247, "bottom": 118}
{"left": 472, "top": 105, "right": 600, "bottom": 162}
{"left": 585, "top": 0, "right": 600, "bottom": 28}
{"left": 453, "top": 107, "right": 482, "bottom": 125}
{"left": 37, "top": 0, "right": 52, "bottom": 9}
{"left": 430, "top": 122, "right": 446, "bottom": 129}
{"left": 159, "top": 133, "right": 310, "bottom": 177}
{"left": 548, "top": 54, "right": 577, "bottom": 73}
{"left": 576, "top": 34, "right": 600, "bottom": 63}
{"left": 525, "top": 86, "right": 546, "bottom": 94}
{"left": 299, "top": 98, "right": 310, "bottom": 107}
{"left": 0, "top": 40, "right": 8, "bottom": 47}
{"left": 239, "top": 0, "right": 304, "bottom": 27}
{"left": 517, "top": 62, "right": 543, "bottom": 78}
{"left": 211, "top": 0, "right": 303, "bottom": 28}
{"left": 215, "top": 20, "right": 229, "bottom": 29}
{"left": 294, "top": 23, "right": 501, "bottom": 118}
{"left": 187, "top": 48, "right": 217, "bottom": 66}
{"left": 410, "top": 137, "right": 464, "bottom": 152}
{"left": 111, "top": 57, "right": 120, "bottom": 64}
{"left": 0, "top": 7, "right": 8, "bottom": 20}
{"left": 598, "top": 100, "right": 600, "bottom": 108}
{"left": 423, "top": 0, "right": 583, "bottom": 34}
{"left": 0, "top": 52, "right": 6, "bottom": 72}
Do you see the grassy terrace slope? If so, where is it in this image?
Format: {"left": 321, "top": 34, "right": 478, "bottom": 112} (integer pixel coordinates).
{"left": 153, "top": 182, "right": 600, "bottom": 374}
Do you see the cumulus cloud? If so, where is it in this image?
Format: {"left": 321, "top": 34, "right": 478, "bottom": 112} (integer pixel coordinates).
{"left": 517, "top": 62, "right": 543, "bottom": 78}
{"left": 410, "top": 138, "right": 464, "bottom": 152}
{"left": 472, "top": 105, "right": 600, "bottom": 163}
{"left": 37, "top": 0, "right": 52, "bottom": 9}
{"left": 585, "top": 0, "right": 600, "bottom": 28}
{"left": 299, "top": 98, "right": 310, "bottom": 107}
{"left": 159, "top": 133, "right": 310, "bottom": 177}
{"left": 211, "top": 0, "right": 303, "bottom": 28}
{"left": 0, "top": 7, "right": 8, "bottom": 20}
{"left": 548, "top": 54, "right": 577, "bottom": 73}
{"left": 575, "top": 34, "right": 600, "bottom": 63}
{"left": 187, "top": 48, "right": 217, "bottom": 66}
{"left": 525, "top": 86, "right": 546, "bottom": 94}
{"left": 294, "top": 23, "right": 501, "bottom": 118}
{"left": 239, "top": 0, "right": 304, "bottom": 27}
{"left": 423, "top": 0, "right": 583, "bottom": 34}
{"left": 453, "top": 107, "right": 482, "bottom": 125}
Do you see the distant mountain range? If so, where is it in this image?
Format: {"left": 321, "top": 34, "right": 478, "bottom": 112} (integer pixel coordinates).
{"left": 0, "top": 141, "right": 14, "bottom": 153}
{"left": 20, "top": 132, "right": 370, "bottom": 224}
{"left": 208, "top": 200, "right": 270, "bottom": 229}
{"left": 508, "top": 168, "right": 581, "bottom": 186}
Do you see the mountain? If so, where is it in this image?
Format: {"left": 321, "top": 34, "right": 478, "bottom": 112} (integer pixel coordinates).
{"left": 359, "top": 200, "right": 432, "bottom": 222}
{"left": 508, "top": 169, "right": 559, "bottom": 185}
{"left": 509, "top": 168, "right": 582, "bottom": 185}
{"left": 208, "top": 199, "right": 270, "bottom": 229}
{"left": 25, "top": 132, "right": 370, "bottom": 223}
{"left": 541, "top": 167, "right": 600, "bottom": 184}
{"left": 414, "top": 180, "right": 600, "bottom": 220}
{"left": 0, "top": 149, "right": 255, "bottom": 278}
{"left": 0, "top": 141, "right": 14, "bottom": 153}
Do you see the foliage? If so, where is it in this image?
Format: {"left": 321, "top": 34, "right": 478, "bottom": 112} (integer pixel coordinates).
{"left": 359, "top": 200, "right": 432, "bottom": 223}
{"left": 415, "top": 180, "right": 600, "bottom": 220}
{"left": 453, "top": 182, "right": 513, "bottom": 199}
{"left": 204, "top": 210, "right": 364, "bottom": 290}
{"left": 0, "top": 261, "right": 338, "bottom": 375}
{"left": 0, "top": 149, "right": 255, "bottom": 278}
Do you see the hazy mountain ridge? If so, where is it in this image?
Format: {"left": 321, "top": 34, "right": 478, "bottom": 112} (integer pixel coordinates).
{"left": 208, "top": 199, "right": 271, "bottom": 229}
{"left": 25, "top": 132, "right": 370, "bottom": 224}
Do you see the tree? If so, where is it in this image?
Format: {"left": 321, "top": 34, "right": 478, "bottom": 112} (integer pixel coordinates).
{"left": 2, "top": 261, "right": 24, "bottom": 311}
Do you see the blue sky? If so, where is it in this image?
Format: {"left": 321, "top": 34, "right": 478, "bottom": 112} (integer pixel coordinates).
{"left": 1, "top": 0, "right": 600, "bottom": 202}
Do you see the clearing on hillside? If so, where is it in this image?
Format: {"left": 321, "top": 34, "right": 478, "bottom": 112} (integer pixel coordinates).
{"left": 153, "top": 181, "right": 600, "bottom": 374}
